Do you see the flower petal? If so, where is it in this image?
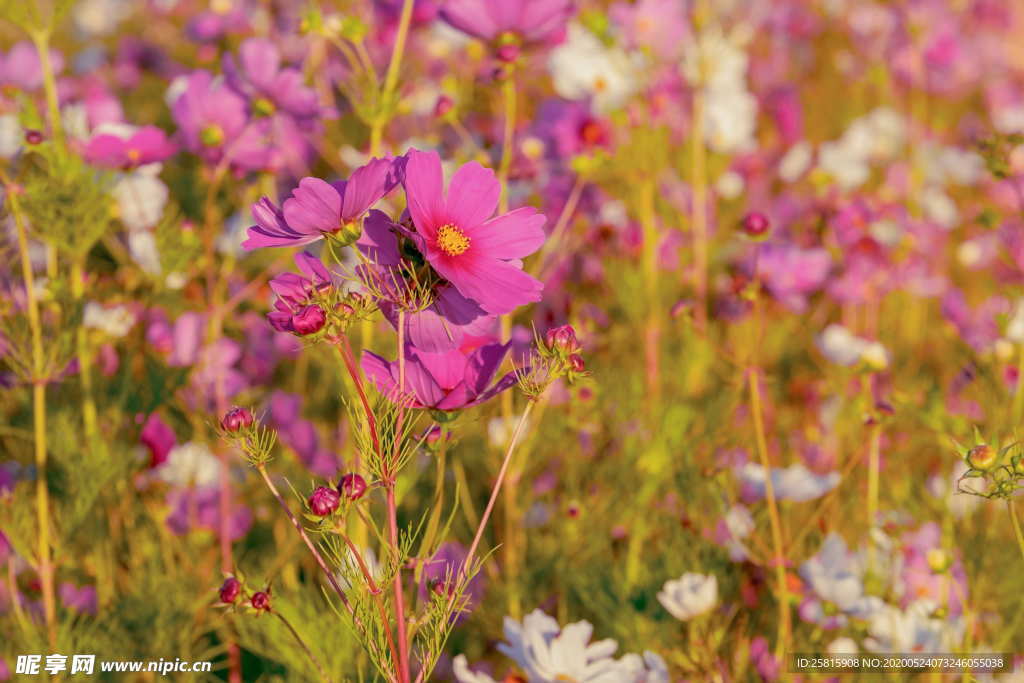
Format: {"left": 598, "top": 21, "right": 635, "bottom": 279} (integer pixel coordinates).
{"left": 471, "top": 207, "right": 547, "bottom": 259}
{"left": 403, "top": 148, "right": 446, "bottom": 239}
{"left": 445, "top": 161, "right": 499, "bottom": 230}
{"left": 341, "top": 157, "right": 403, "bottom": 220}
{"left": 282, "top": 177, "right": 341, "bottom": 235}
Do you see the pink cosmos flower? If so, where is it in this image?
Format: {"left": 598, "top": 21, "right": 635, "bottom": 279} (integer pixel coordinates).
{"left": 403, "top": 149, "right": 545, "bottom": 315}
{"left": 440, "top": 0, "right": 573, "bottom": 48}
{"left": 170, "top": 70, "right": 248, "bottom": 165}
{"left": 84, "top": 125, "right": 177, "bottom": 169}
{"left": 357, "top": 209, "right": 494, "bottom": 352}
{"left": 140, "top": 413, "right": 176, "bottom": 468}
{"left": 243, "top": 157, "right": 403, "bottom": 249}
{"left": 266, "top": 252, "right": 333, "bottom": 334}
{"left": 361, "top": 342, "right": 518, "bottom": 411}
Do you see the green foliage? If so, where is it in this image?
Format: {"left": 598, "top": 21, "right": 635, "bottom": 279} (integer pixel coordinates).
{"left": 18, "top": 142, "right": 114, "bottom": 258}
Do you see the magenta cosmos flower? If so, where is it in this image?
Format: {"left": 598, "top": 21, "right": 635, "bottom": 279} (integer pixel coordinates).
{"left": 223, "top": 38, "right": 322, "bottom": 125}
{"left": 357, "top": 210, "right": 494, "bottom": 352}
{"left": 440, "top": 0, "right": 573, "bottom": 48}
{"left": 403, "top": 149, "right": 545, "bottom": 315}
{"left": 170, "top": 70, "right": 248, "bottom": 165}
{"left": 84, "top": 125, "right": 177, "bottom": 169}
{"left": 362, "top": 342, "right": 517, "bottom": 411}
{"left": 243, "top": 157, "right": 403, "bottom": 249}
{"left": 267, "top": 252, "right": 333, "bottom": 335}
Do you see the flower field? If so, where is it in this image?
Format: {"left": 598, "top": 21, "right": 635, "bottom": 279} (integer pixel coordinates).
{"left": 2, "top": 0, "right": 1024, "bottom": 681}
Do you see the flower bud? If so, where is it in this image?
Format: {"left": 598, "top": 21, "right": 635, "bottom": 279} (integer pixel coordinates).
{"left": 309, "top": 486, "right": 341, "bottom": 517}
{"left": 250, "top": 591, "right": 271, "bottom": 612}
{"left": 568, "top": 354, "right": 585, "bottom": 373}
{"left": 200, "top": 124, "right": 225, "bottom": 147}
{"left": 292, "top": 304, "right": 326, "bottom": 336}
{"left": 24, "top": 130, "right": 44, "bottom": 145}
{"left": 338, "top": 473, "right": 367, "bottom": 501}
{"left": 545, "top": 325, "right": 580, "bottom": 354}
{"left": 221, "top": 406, "right": 254, "bottom": 432}
{"left": 496, "top": 43, "right": 520, "bottom": 63}
{"left": 967, "top": 444, "right": 998, "bottom": 470}
{"left": 434, "top": 94, "right": 454, "bottom": 118}
{"left": 333, "top": 219, "right": 363, "bottom": 246}
{"left": 926, "top": 548, "right": 950, "bottom": 573}
{"left": 219, "top": 577, "right": 241, "bottom": 604}
{"left": 424, "top": 424, "right": 443, "bottom": 446}
{"left": 741, "top": 212, "right": 771, "bottom": 238}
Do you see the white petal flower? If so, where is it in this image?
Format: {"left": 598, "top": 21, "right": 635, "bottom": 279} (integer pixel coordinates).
{"left": 83, "top": 302, "right": 136, "bottom": 337}
{"left": 158, "top": 442, "right": 220, "bottom": 488}
{"left": 779, "top": 141, "right": 813, "bottom": 182}
{"left": 452, "top": 655, "right": 498, "bottom": 683}
{"left": 113, "top": 169, "right": 168, "bottom": 231}
{"left": 738, "top": 463, "right": 840, "bottom": 503}
{"left": 549, "top": 24, "right": 642, "bottom": 114}
{"left": 496, "top": 609, "right": 654, "bottom": 682}
{"left": 657, "top": 573, "right": 717, "bottom": 621}
{"left": 0, "top": 114, "right": 24, "bottom": 159}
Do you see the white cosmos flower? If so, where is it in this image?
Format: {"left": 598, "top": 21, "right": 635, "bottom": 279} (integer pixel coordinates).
{"left": 705, "top": 87, "right": 758, "bottom": 154}
{"left": 0, "top": 114, "right": 24, "bottom": 159}
{"left": 657, "top": 573, "right": 717, "bottom": 621}
{"left": 83, "top": 302, "right": 135, "bottom": 337}
{"left": 737, "top": 462, "right": 840, "bottom": 503}
{"left": 452, "top": 655, "right": 497, "bottom": 683}
{"left": 921, "top": 187, "right": 958, "bottom": 229}
{"left": 828, "top": 637, "right": 859, "bottom": 654}
{"left": 1007, "top": 300, "right": 1024, "bottom": 343}
{"left": 488, "top": 414, "right": 531, "bottom": 448}
{"left": 128, "top": 231, "right": 162, "bottom": 275}
{"left": 73, "top": 0, "right": 131, "bottom": 37}
{"left": 337, "top": 546, "right": 382, "bottom": 592}
{"left": 799, "top": 533, "right": 884, "bottom": 626}
{"left": 863, "top": 600, "right": 963, "bottom": 653}
{"left": 549, "top": 23, "right": 642, "bottom": 114}
{"left": 112, "top": 166, "right": 168, "bottom": 231}
{"left": 158, "top": 442, "right": 220, "bottom": 488}
{"left": 779, "top": 141, "right": 813, "bottom": 182}
{"left": 496, "top": 609, "right": 653, "bottom": 683}
{"left": 818, "top": 324, "right": 878, "bottom": 367}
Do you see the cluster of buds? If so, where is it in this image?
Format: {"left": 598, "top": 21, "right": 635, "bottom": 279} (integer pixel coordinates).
{"left": 956, "top": 436, "right": 1024, "bottom": 500}
{"left": 517, "top": 325, "right": 589, "bottom": 400}
{"left": 269, "top": 254, "right": 374, "bottom": 341}
{"left": 218, "top": 406, "right": 277, "bottom": 467}
{"left": 217, "top": 575, "right": 272, "bottom": 614}
{"left": 305, "top": 473, "right": 368, "bottom": 519}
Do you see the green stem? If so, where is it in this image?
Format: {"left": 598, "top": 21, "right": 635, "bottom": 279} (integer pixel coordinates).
{"left": 30, "top": 30, "right": 64, "bottom": 147}
{"left": 7, "top": 181, "right": 56, "bottom": 646}
{"left": 689, "top": 87, "right": 708, "bottom": 329}
{"left": 71, "top": 258, "right": 100, "bottom": 449}
{"left": 866, "top": 421, "right": 882, "bottom": 572}
{"left": 1009, "top": 500, "right": 1024, "bottom": 564}
{"left": 639, "top": 181, "right": 660, "bottom": 404}
{"left": 369, "top": 0, "right": 415, "bottom": 156}
{"left": 497, "top": 70, "right": 517, "bottom": 214}
{"left": 748, "top": 366, "right": 791, "bottom": 662}
{"left": 463, "top": 401, "right": 536, "bottom": 579}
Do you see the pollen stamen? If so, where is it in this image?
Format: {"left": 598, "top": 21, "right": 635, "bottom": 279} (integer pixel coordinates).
{"left": 436, "top": 223, "right": 471, "bottom": 256}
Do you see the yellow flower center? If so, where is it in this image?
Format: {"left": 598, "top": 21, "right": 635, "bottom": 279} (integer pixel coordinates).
{"left": 554, "top": 676, "right": 578, "bottom": 682}
{"left": 127, "top": 148, "right": 141, "bottom": 162}
{"left": 436, "top": 223, "right": 470, "bottom": 256}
